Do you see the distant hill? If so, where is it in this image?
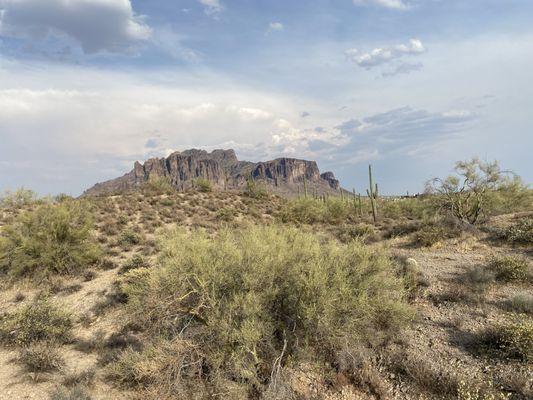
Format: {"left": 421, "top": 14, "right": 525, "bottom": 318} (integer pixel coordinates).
{"left": 83, "top": 149, "right": 343, "bottom": 197}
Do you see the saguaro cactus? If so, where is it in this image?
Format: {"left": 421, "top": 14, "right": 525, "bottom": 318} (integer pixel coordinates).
{"left": 367, "top": 164, "right": 378, "bottom": 223}
{"left": 303, "top": 174, "right": 308, "bottom": 199}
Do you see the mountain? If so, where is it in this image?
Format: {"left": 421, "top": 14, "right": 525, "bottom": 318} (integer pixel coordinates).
{"left": 83, "top": 149, "right": 342, "bottom": 197}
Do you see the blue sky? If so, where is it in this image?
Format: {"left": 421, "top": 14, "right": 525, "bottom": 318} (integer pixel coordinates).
{"left": 0, "top": 0, "right": 532, "bottom": 195}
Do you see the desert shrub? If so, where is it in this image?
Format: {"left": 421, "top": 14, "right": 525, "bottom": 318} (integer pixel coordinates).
{"left": 119, "top": 255, "right": 150, "bottom": 275}
{"left": 50, "top": 386, "right": 92, "bottom": 400}
{"left": 194, "top": 178, "right": 213, "bottom": 193}
{"left": 216, "top": 207, "right": 237, "bottom": 222}
{"left": 143, "top": 176, "right": 174, "bottom": 195}
{"left": 505, "top": 293, "right": 533, "bottom": 315}
{"left": 334, "top": 223, "right": 378, "bottom": 243}
{"left": 18, "top": 342, "right": 64, "bottom": 373}
{"left": 388, "top": 351, "right": 460, "bottom": 396}
{"left": 380, "top": 197, "right": 436, "bottom": 220}
{"left": 279, "top": 198, "right": 325, "bottom": 224}
{"left": 119, "top": 229, "right": 142, "bottom": 246}
{"left": 502, "top": 217, "right": 533, "bottom": 244}
{"left": 245, "top": 177, "right": 268, "bottom": 199}
{"left": 426, "top": 158, "right": 524, "bottom": 224}
{"left": 475, "top": 316, "right": 532, "bottom": 361}
{"left": 400, "top": 258, "right": 430, "bottom": 300}
{"left": 488, "top": 255, "right": 530, "bottom": 282}
{"left": 0, "top": 188, "right": 38, "bottom": 209}
{"left": 464, "top": 266, "right": 495, "bottom": 294}
{"left": 415, "top": 221, "right": 461, "bottom": 247}
{"left": 323, "top": 198, "right": 350, "bottom": 223}
{"left": 0, "top": 299, "right": 72, "bottom": 346}
{"left": 117, "top": 225, "right": 412, "bottom": 394}
{"left": 457, "top": 381, "right": 511, "bottom": 400}
{"left": 0, "top": 201, "right": 101, "bottom": 279}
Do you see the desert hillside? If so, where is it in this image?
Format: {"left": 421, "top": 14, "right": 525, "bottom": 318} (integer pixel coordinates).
{"left": 0, "top": 162, "right": 531, "bottom": 400}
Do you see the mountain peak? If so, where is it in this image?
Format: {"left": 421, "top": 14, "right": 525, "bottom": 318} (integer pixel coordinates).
{"left": 84, "top": 149, "right": 342, "bottom": 197}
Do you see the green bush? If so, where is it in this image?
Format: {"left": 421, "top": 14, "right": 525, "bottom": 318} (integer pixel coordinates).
{"left": 1, "top": 299, "right": 72, "bottom": 346}
{"left": 279, "top": 198, "right": 325, "bottom": 224}
{"left": 118, "top": 229, "right": 142, "bottom": 246}
{"left": 50, "top": 386, "right": 92, "bottom": 400}
{"left": 380, "top": 197, "right": 436, "bottom": 220}
{"left": 216, "top": 207, "right": 237, "bottom": 222}
{"left": 194, "top": 178, "right": 213, "bottom": 193}
{"left": 244, "top": 177, "right": 268, "bottom": 199}
{"left": 0, "top": 188, "right": 38, "bottom": 209}
{"left": 116, "top": 225, "right": 412, "bottom": 394}
{"left": 18, "top": 342, "right": 64, "bottom": 373}
{"left": 502, "top": 218, "right": 533, "bottom": 244}
{"left": 119, "top": 255, "right": 150, "bottom": 275}
{"left": 488, "top": 255, "right": 530, "bottom": 282}
{"left": 0, "top": 201, "right": 101, "bottom": 279}
{"left": 334, "top": 223, "right": 378, "bottom": 243}
{"left": 143, "top": 176, "right": 174, "bottom": 195}
{"left": 415, "top": 222, "right": 460, "bottom": 247}
{"left": 476, "top": 316, "right": 532, "bottom": 361}
{"left": 506, "top": 293, "right": 533, "bottom": 315}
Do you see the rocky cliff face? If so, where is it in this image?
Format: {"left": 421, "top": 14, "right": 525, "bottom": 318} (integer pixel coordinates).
{"left": 84, "top": 149, "right": 342, "bottom": 197}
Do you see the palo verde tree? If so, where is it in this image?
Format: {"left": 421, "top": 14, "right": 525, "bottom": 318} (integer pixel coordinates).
{"left": 425, "top": 158, "right": 524, "bottom": 224}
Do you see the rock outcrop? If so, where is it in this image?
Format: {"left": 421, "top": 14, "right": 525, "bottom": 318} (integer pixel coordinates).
{"left": 84, "top": 149, "right": 343, "bottom": 197}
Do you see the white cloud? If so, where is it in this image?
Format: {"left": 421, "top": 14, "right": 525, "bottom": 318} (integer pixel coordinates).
{"left": 353, "top": 0, "right": 409, "bottom": 10}
{"left": 345, "top": 39, "right": 425, "bottom": 69}
{"left": 198, "top": 0, "right": 223, "bottom": 15}
{"left": 267, "top": 22, "right": 284, "bottom": 33}
{"left": 0, "top": 0, "right": 151, "bottom": 54}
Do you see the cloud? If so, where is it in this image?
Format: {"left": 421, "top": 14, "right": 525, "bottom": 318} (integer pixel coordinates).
{"left": 352, "top": 0, "right": 409, "bottom": 10}
{"left": 267, "top": 22, "right": 284, "bottom": 33}
{"left": 198, "top": 0, "right": 223, "bottom": 15}
{"left": 345, "top": 39, "right": 425, "bottom": 69}
{"left": 345, "top": 39, "right": 427, "bottom": 69}
{"left": 0, "top": 0, "right": 151, "bottom": 54}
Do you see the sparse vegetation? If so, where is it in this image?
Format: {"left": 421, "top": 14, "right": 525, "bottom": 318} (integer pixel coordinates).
{"left": 0, "top": 161, "right": 531, "bottom": 399}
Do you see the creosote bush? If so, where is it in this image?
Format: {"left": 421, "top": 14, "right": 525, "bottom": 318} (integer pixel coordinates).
{"left": 0, "top": 298, "right": 73, "bottom": 346}
{"left": 475, "top": 316, "right": 532, "bottom": 361}
{"left": 194, "top": 178, "right": 213, "bottom": 193}
{"left": 0, "top": 201, "right": 101, "bottom": 280}
{"left": 488, "top": 255, "right": 530, "bottom": 282}
{"left": 114, "top": 225, "right": 412, "bottom": 397}
{"left": 502, "top": 217, "right": 533, "bottom": 244}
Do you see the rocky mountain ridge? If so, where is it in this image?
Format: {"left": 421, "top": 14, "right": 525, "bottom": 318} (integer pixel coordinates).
{"left": 84, "top": 149, "right": 342, "bottom": 197}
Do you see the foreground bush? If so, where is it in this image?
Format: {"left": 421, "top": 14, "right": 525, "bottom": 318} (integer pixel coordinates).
{"left": 0, "top": 298, "right": 73, "bottom": 346}
{"left": 0, "top": 201, "right": 101, "bottom": 279}
{"left": 115, "top": 225, "right": 412, "bottom": 397}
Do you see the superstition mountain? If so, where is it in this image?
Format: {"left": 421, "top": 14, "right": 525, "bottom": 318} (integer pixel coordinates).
{"left": 84, "top": 149, "right": 342, "bottom": 197}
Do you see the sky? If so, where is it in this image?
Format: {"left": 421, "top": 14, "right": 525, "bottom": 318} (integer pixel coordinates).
{"left": 0, "top": 0, "right": 532, "bottom": 196}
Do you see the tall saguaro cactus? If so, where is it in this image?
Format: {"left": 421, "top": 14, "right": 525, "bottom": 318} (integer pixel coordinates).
{"left": 367, "top": 164, "right": 378, "bottom": 223}
{"left": 303, "top": 174, "right": 308, "bottom": 199}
